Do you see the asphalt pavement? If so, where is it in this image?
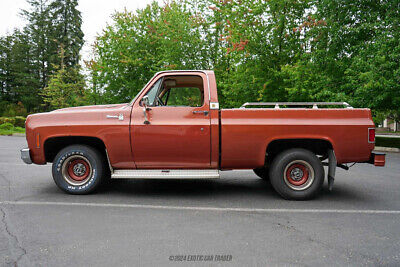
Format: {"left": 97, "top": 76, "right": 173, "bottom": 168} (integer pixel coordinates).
{"left": 1, "top": 136, "right": 400, "bottom": 266}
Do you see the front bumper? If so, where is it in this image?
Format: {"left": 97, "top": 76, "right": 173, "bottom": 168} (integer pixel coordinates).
{"left": 21, "top": 148, "right": 32, "bottom": 164}
{"left": 369, "top": 152, "right": 385, "bottom": 167}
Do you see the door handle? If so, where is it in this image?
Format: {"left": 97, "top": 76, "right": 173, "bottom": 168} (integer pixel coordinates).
{"left": 192, "top": 110, "right": 209, "bottom": 116}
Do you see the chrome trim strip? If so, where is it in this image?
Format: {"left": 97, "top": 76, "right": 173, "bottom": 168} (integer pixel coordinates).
{"left": 111, "top": 169, "right": 220, "bottom": 179}
{"left": 240, "top": 102, "right": 353, "bottom": 109}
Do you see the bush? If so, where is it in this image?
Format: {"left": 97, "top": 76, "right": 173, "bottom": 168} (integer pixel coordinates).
{"left": 14, "top": 116, "right": 26, "bottom": 127}
{"left": 0, "top": 116, "right": 26, "bottom": 128}
{"left": 376, "top": 136, "right": 400, "bottom": 149}
{"left": 3, "top": 117, "right": 16, "bottom": 125}
{"left": 0, "top": 123, "right": 25, "bottom": 135}
{"left": 0, "top": 122, "right": 14, "bottom": 130}
{"left": 0, "top": 102, "right": 28, "bottom": 117}
{"left": 14, "top": 126, "right": 25, "bottom": 133}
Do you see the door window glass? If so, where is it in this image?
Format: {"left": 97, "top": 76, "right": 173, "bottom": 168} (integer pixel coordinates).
{"left": 144, "top": 78, "right": 162, "bottom": 106}
{"left": 162, "top": 87, "right": 202, "bottom": 107}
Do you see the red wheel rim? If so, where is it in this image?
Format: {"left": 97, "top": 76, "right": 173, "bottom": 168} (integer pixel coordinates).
{"left": 67, "top": 159, "right": 90, "bottom": 181}
{"left": 285, "top": 163, "right": 309, "bottom": 186}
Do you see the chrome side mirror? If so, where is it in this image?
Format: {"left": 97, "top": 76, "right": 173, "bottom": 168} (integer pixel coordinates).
{"left": 142, "top": 95, "right": 150, "bottom": 107}
{"left": 142, "top": 95, "right": 151, "bottom": 124}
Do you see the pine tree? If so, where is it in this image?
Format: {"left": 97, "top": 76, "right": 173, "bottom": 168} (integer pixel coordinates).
{"left": 21, "top": 0, "right": 52, "bottom": 91}
{"left": 49, "top": 0, "right": 84, "bottom": 67}
{"left": 16, "top": 0, "right": 85, "bottom": 112}
{"left": 0, "top": 35, "right": 13, "bottom": 103}
{"left": 41, "top": 46, "right": 86, "bottom": 110}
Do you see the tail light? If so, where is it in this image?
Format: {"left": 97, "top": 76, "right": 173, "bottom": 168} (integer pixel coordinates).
{"left": 368, "top": 128, "right": 375, "bottom": 143}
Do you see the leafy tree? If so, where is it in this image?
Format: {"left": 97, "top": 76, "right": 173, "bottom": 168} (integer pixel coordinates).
{"left": 91, "top": 1, "right": 211, "bottom": 104}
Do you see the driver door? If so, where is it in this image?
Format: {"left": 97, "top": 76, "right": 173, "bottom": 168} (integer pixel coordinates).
{"left": 130, "top": 73, "right": 211, "bottom": 169}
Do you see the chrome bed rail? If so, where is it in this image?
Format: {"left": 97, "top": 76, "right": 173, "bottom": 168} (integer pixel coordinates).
{"left": 240, "top": 102, "right": 353, "bottom": 109}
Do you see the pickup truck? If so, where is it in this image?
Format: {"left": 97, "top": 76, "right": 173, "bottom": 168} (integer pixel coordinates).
{"left": 21, "top": 70, "right": 385, "bottom": 200}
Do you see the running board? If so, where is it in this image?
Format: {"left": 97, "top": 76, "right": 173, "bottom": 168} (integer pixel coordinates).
{"left": 111, "top": 169, "right": 220, "bottom": 179}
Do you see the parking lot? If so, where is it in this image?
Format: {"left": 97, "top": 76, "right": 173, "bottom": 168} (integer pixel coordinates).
{"left": 1, "top": 135, "right": 400, "bottom": 266}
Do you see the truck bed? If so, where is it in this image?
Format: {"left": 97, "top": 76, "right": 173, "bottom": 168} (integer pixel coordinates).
{"left": 220, "top": 108, "right": 375, "bottom": 169}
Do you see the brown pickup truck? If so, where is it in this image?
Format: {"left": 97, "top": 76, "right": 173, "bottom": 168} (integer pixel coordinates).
{"left": 21, "top": 70, "right": 385, "bottom": 200}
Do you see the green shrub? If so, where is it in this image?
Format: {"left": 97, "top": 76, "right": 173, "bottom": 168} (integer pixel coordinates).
{"left": 14, "top": 126, "right": 26, "bottom": 133}
{"left": 0, "top": 123, "right": 25, "bottom": 135}
{"left": 1, "top": 102, "right": 27, "bottom": 117}
{"left": 0, "top": 123, "right": 14, "bottom": 131}
{"left": 14, "top": 116, "right": 26, "bottom": 128}
{"left": 3, "top": 117, "right": 16, "bottom": 125}
{"left": 376, "top": 136, "right": 400, "bottom": 149}
{"left": 0, "top": 116, "right": 26, "bottom": 128}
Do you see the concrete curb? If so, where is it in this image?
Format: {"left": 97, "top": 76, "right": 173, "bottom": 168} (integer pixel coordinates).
{"left": 376, "top": 135, "right": 400, "bottom": 139}
{"left": 374, "top": 146, "right": 400, "bottom": 153}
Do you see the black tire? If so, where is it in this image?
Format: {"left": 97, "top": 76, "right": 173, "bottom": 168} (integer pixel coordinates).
{"left": 269, "top": 148, "right": 324, "bottom": 200}
{"left": 253, "top": 167, "right": 269, "bottom": 180}
{"left": 52, "top": 145, "right": 107, "bottom": 194}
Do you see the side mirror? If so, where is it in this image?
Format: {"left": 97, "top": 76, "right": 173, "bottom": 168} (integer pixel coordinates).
{"left": 141, "top": 95, "right": 151, "bottom": 125}
{"left": 142, "top": 95, "right": 150, "bottom": 107}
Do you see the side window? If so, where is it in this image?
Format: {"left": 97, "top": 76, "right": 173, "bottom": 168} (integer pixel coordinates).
{"left": 163, "top": 87, "right": 202, "bottom": 107}
{"left": 144, "top": 78, "right": 162, "bottom": 106}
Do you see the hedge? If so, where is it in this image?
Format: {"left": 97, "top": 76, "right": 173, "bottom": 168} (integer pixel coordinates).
{"left": 0, "top": 122, "right": 25, "bottom": 135}
{"left": 376, "top": 136, "right": 400, "bottom": 149}
{"left": 0, "top": 116, "right": 26, "bottom": 128}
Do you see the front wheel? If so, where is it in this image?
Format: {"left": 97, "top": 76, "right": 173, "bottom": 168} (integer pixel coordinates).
{"left": 269, "top": 148, "right": 324, "bottom": 200}
{"left": 52, "top": 145, "right": 107, "bottom": 194}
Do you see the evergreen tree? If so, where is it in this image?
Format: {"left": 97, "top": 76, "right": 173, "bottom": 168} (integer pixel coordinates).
{"left": 41, "top": 46, "right": 86, "bottom": 110}
{"left": 21, "top": 0, "right": 52, "bottom": 91}
{"left": 49, "top": 0, "right": 84, "bottom": 67}
{"left": 0, "top": 35, "right": 13, "bottom": 103}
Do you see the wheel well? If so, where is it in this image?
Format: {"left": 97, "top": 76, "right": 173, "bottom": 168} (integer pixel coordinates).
{"left": 266, "top": 139, "right": 333, "bottom": 163}
{"left": 44, "top": 136, "right": 107, "bottom": 163}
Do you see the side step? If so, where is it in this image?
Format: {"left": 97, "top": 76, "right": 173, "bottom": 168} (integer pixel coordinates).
{"left": 111, "top": 169, "right": 220, "bottom": 179}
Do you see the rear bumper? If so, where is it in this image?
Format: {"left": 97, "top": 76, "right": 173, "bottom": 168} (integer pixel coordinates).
{"left": 21, "top": 148, "right": 32, "bottom": 164}
{"left": 368, "top": 152, "right": 385, "bottom": 167}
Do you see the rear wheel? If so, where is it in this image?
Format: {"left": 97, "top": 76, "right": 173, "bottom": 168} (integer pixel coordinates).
{"left": 253, "top": 167, "right": 269, "bottom": 181}
{"left": 52, "top": 145, "right": 107, "bottom": 194}
{"left": 269, "top": 148, "right": 324, "bottom": 200}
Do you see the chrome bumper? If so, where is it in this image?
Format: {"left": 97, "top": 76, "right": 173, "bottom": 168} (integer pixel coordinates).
{"left": 21, "top": 148, "right": 32, "bottom": 164}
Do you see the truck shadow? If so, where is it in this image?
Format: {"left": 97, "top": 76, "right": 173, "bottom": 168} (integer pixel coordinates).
{"left": 102, "top": 178, "right": 277, "bottom": 198}
{"left": 96, "top": 177, "right": 364, "bottom": 202}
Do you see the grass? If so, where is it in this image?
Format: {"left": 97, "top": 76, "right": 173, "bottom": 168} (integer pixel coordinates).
{"left": 376, "top": 136, "right": 400, "bottom": 149}
{"left": 0, "top": 123, "right": 25, "bottom": 136}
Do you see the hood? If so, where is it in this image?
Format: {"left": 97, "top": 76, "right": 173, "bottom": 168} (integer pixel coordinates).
{"left": 26, "top": 103, "right": 131, "bottom": 131}
{"left": 52, "top": 103, "right": 129, "bottom": 113}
